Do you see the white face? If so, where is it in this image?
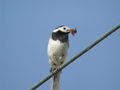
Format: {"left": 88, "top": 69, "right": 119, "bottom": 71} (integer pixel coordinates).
{"left": 53, "top": 26, "right": 71, "bottom": 33}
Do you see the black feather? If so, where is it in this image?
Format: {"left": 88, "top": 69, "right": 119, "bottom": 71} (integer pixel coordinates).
{"left": 52, "top": 31, "right": 69, "bottom": 43}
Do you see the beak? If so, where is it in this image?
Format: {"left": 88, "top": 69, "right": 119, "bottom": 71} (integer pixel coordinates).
{"left": 68, "top": 28, "right": 77, "bottom": 36}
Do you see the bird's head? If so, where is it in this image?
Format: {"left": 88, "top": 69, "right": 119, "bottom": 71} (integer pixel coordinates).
{"left": 53, "top": 25, "right": 77, "bottom": 36}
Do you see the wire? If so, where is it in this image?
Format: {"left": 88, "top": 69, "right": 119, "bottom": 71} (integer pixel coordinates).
{"left": 30, "top": 24, "right": 120, "bottom": 90}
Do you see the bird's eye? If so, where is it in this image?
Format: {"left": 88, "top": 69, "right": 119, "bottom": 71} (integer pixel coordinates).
{"left": 63, "top": 27, "right": 66, "bottom": 30}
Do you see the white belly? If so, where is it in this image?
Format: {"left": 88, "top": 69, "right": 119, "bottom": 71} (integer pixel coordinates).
{"left": 48, "top": 39, "right": 68, "bottom": 66}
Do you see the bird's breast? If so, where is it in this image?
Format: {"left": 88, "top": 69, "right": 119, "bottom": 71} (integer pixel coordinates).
{"left": 48, "top": 39, "right": 68, "bottom": 60}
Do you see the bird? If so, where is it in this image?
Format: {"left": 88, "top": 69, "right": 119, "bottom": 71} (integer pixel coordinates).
{"left": 47, "top": 25, "right": 77, "bottom": 90}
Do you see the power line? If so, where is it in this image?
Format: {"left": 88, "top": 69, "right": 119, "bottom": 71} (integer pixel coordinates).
{"left": 30, "top": 24, "right": 120, "bottom": 90}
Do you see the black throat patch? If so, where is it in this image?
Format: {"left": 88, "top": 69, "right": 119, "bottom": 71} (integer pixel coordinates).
{"left": 52, "top": 31, "right": 69, "bottom": 43}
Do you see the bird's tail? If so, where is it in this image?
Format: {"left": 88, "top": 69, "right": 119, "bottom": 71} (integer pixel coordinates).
{"left": 51, "top": 71, "right": 61, "bottom": 90}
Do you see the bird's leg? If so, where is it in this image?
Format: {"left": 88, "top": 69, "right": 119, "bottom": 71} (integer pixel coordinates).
{"left": 50, "top": 62, "right": 56, "bottom": 72}
{"left": 55, "top": 61, "right": 64, "bottom": 73}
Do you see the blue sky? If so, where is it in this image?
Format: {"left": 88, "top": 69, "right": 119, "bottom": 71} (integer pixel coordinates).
{"left": 1, "top": 0, "right": 120, "bottom": 90}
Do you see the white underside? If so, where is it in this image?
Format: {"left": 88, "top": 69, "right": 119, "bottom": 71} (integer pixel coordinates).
{"left": 48, "top": 38, "right": 68, "bottom": 67}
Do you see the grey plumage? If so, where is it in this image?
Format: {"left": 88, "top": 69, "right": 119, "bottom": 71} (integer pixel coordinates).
{"left": 51, "top": 71, "right": 61, "bottom": 90}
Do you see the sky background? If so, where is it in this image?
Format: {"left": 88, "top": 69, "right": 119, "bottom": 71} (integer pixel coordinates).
{"left": 0, "top": 0, "right": 120, "bottom": 90}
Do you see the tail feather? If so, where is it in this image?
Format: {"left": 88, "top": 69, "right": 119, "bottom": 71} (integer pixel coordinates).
{"left": 51, "top": 71, "right": 61, "bottom": 90}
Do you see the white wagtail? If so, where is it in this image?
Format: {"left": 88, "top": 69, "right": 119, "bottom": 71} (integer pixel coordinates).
{"left": 48, "top": 25, "right": 77, "bottom": 90}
